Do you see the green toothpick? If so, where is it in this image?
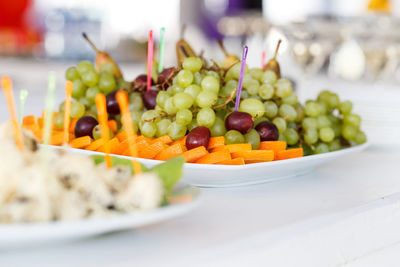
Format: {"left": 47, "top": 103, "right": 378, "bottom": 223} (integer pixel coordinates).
{"left": 19, "top": 89, "right": 28, "bottom": 125}
{"left": 158, "top": 27, "right": 166, "bottom": 73}
{"left": 42, "top": 72, "right": 57, "bottom": 146}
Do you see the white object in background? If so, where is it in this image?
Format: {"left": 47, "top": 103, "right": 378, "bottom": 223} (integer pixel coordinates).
{"left": 47, "top": 143, "right": 369, "bottom": 188}
{"left": 332, "top": 39, "right": 366, "bottom": 81}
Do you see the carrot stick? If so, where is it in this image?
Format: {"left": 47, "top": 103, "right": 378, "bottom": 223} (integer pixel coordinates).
{"left": 95, "top": 93, "right": 112, "bottom": 168}
{"left": 152, "top": 135, "right": 173, "bottom": 145}
{"left": 155, "top": 143, "right": 184, "bottom": 161}
{"left": 195, "top": 150, "right": 231, "bottom": 164}
{"left": 231, "top": 150, "right": 274, "bottom": 162}
{"left": 86, "top": 138, "right": 105, "bottom": 151}
{"left": 276, "top": 148, "right": 303, "bottom": 160}
{"left": 172, "top": 136, "right": 187, "bottom": 147}
{"left": 139, "top": 140, "right": 165, "bottom": 159}
{"left": 63, "top": 81, "right": 73, "bottom": 144}
{"left": 116, "top": 131, "right": 128, "bottom": 142}
{"left": 212, "top": 143, "right": 252, "bottom": 153}
{"left": 22, "top": 115, "right": 37, "bottom": 126}
{"left": 107, "top": 119, "right": 118, "bottom": 133}
{"left": 116, "top": 90, "right": 141, "bottom": 173}
{"left": 50, "top": 131, "right": 67, "bottom": 146}
{"left": 69, "top": 118, "right": 78, "bottom": 133}
{"left": 217, "top": 157, "right": 245, "bottom": 165}
{"left": 259, "top": 141, "right": 287, "bottom": 160}
{"left": 183, "top": 146, "right": 208, "bottom": 163}
{"left": 1, "top": 76, "right": 24, "bottom": 151}
{"left": 69, "top": 136, "right": 92, "bottom": 148}
{"left": 97, "top": 137, "right": 119, "bottom": 153}
{"left": 207, "top": 136, "right": 225, "bottom": 150}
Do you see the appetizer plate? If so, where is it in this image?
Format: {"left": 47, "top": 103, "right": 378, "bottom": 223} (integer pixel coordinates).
{"left": 0, "top": 184, "right": 200, "bottom": 248}
{"left": 47, "top": 143, "right": 369, "bottom": 188}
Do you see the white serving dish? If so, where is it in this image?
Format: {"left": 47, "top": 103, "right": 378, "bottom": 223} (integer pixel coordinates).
{"left": 0, "top": 184, "right": 200, "bottom": 248}
{"left": 47, "top": 143, "right": 369, "bottom": 188}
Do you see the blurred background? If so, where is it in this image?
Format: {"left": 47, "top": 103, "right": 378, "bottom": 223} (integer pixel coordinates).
{"left": 0, "top": 0, "right": 399, "bottom": 146}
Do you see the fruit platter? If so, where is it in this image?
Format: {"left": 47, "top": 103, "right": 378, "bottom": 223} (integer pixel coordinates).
{"left": 8, "top": 30, "right": 368, "bottom": 187}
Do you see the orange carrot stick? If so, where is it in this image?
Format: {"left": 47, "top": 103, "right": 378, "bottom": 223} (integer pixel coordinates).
{"left": 152, "top": 135, "right": 173, "bottom": 145}
{"left": 86, "top": 138, "right": 105, "bottom": 151}
{"left": 22, "top": 115, "right": 37, "bottom": 126}
{"left": 155, "top": 143, "right": 184, "bottom": 161}
{"left": 116, "top": 131, "right": 128, "bottom": 142}
{"left": 195, "top": 150, "right": 231, "bottom": 164}
{"left": 107, "top": 119, "right": 118, "bottom": 133}
{"left": 207, "top": 136, "right": 225, "bottom": 150}
{"left": 63, "top": 81, "right": 73, "bottom": 144}
{"left": 217, "top": 157, "right": 245, "bottom": 165}
{"left": 69, "top": 136, "right": 92, "bottom": 148}
{"left": 1, "top": 76, "right": 23, "bottom": 151}
{"left": 183, "top": 146, "right": 208, "bottom": 163}
{"left": 116, "top": 90, "right": 141, "bottom": 173}
{"left": 276, "top": 148, "right": 303, "bottom": 160}
{"left": 231, "top": 150, "right": 274, "bottom": 162}
{"left": 95, "top": 93, "right": 112, "bottom": 168}
{"left": 69, "top": 118, "right": 78, "bottom": 133}
{"left": 259, "top": 141, "right": 287, "bottom": 160}
{"left": 211, "top": 143, "right": 252, "bottom": 153}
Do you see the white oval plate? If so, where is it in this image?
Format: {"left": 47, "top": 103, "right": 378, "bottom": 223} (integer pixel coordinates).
{"left": 0, "top": 184, "right": 200, "bottom": 248}
{"left": 46, "top": 143, "right": 369, "bottom": 188}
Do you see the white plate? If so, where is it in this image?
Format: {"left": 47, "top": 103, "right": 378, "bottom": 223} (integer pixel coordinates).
{"left": 0, "top": 184, "right": 200, "bottom": 248}
{"left": 46, "top": 143, "right": 369, "bottom": 188}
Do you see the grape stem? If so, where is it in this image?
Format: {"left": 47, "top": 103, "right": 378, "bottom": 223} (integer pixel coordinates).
{"left": 142, "top": 112, "right": 175, "bottom": 122}
{"left": 213, "top": 88, "right": 236, "bottom": 109}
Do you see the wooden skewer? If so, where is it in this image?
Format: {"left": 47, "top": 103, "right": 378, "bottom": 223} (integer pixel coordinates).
{"left": 116, "top": 90, "right": 142, "bottom": 174}
{"left": 95, "top": 93, "right": 112, "bottom": 168}
{"left": 1, "top": 76, "right": 24, "bottom": 151}
{"left": 63, "top": 81, "right": 73, "bottom": 144}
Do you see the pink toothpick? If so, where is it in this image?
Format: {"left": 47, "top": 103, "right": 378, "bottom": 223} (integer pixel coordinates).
{"left": 261, "top": 50, "right": 266, "bottom": 69}
{"left": 234, "top": 46, "right": 248, "bottom": 111}
{"left": 147, "top": 30, "right": 154, "bottom": 91}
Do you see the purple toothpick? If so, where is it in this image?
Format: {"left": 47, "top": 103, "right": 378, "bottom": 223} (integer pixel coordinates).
{"left": 234, "top": 45, "right": 248, "bottom": 111}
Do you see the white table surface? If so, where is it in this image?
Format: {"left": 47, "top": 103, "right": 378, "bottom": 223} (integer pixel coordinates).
{"left": 1, "top": 59, "right": 400, "bottom": 266}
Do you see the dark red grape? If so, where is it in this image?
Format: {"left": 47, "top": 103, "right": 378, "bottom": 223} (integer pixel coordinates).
{"left": 157, "top": 67, "right": 178, "bottom": 90}
{"left": 132, "top": 74, "right": 155, "bottom": 92}
{"left": 225, "top": 111, "right": 254, "bottom": 134}
{"left": 255, "top": 121, "right": 279, "bottom": 141}
{"left": 142, "top": 90, "right": 159, "bottom": 110}
{"left": 186, "top": 126, "right": 211, "bottom": 150}
{"left": 106, "top": 90, "right": 120, "bottom": 115}
{"left": 75, "top": 116, "right": 98, "bottom": 138}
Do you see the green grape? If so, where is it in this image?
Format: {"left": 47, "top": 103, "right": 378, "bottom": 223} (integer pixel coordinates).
{"left": 117, "top": 78, "right": 131, "bottom": 90}
{"left": 59, "top": 101, "right": 66, "bottom": 113}
{"left": 72, "top": 79, "right": 87, "bottom": 99}
{"left": 304, "top": 128, "right": 318, "bottom": 144}
{"left": 239, "top": 98, "right": 265, "bottom": 118}
{"left": 261, "top": 70, "right": 277, "bottom": 84}
{"left": 318, "top": 102, "right": 328, "bottom": 115}
{"left": 90, "top": 104, "right": 98, "bottom": 115}
{"left": 278, "top": 134, "right": 286, "bottom": 142}
{"left": 264, "top": 101, "right": 278, "bottom": 118}
{"left": 317, "top": 90, "right": 331, "bottom": 102}
{"left": 254, "top": 117, "right": 269, "bottom": 127}
{"left": 258, "top": 84, "right": 274, "bottom": 100}
{"left": 141, "top": 110, "right": 161, "bottom": 123}
{"left": 282, "top": 94, "right": 298, "bottom": 105}
{"left": 332, "top": 123, "right": 342, "bottom": 138}
{"left": 187, "top": 120, "right": 199, "bottom": 131}
{"left": 206, "top": 71, "right": 220, "bottom": 81}
{"left": 279, "top": 104, "right": 297, "bottom": 122}
{"left": 272, "top": 117, "right": 287, "bottom": 134}
{"left": 156, "top": 91, "right": 170, "bottom": 108}
{"left": 317, "top": 115, "right": 331, "bottom": 129}
{"left": 172, "top": 75, "right": 179, "bottom": 85}
{"left": 225, "top": 130, "right": 245, "bottom": 144}
{"left": 326, "top": 93, "right": 340, "bottom": 109}
{"left": 240, "top": 90, "right": 249, "bottom": 99}
{"left": 79, "top": 97, "right": 90, "bottom": 108}
{"left": 225, "top": 79, "right": 238, "bottom": 90}
{"left": 319, "top": 127, "right": 335, "bottom": 142}
{"left": 164, "top": 97, "right": 178, "bottom": 114}
{"left": 176, "top": 109, "right": 192, "bottom": 125}
{"left": 287, "top": 122, "right": 297, "bottom": 129}
{"left": 329, "top": 139, "right": 341, "bottom": 151}
{"left": 250, "top": 95, "right": 261, "bottom": 101}
{"left": 221, "top": 86, "right": 236, "bottom": 97}
{"left": 81, "top": 70, "right": 99, "bottom": 87}
{"left": 215, "top": 109, "right": 227, "bottom": 120}
{"left": 225, "top": 62, "right": 248, "bottom": 80}
{"left": 197, "top": 107, "right": 216, "bottom": 128}
{"left": 354, "top": 131, "right": 367, "bottom": 144}
{"left": 339, "top": 100, "right": 353, "bottom": 114}
{"left": 201, "top": 76, "right": 220, "bottom": 94}
{"left": 84, "top": 110, "right": 97, "bottom": 119}
{"left": 342, "top": 124, "right": 357, "bottom": 140}
{"left": 65, "top": 67, "right": 80, "bottom": 81}
{"left": 274, "top": 79, "right": 293, "bottom": 98}
{"left": 302, "top": 144, "right": 314, "bottom": 156}
{"left": 327, "top": 114, "right": 340, "bottom": 125}
{"left": 244, "top": 129, "right": 260, "bottom": 149}
{"left": 171, "top": 84, "right": 185, "bottom": 94}
{"left": 196, "top": 91, "right": 218, "bottom": 108}
{"left": 156, "top": 118, "right": 172, "bottom": 137}
{"left": 184, "top": 84, "right": 201, "bottom": 99}
{"left": 294, "top": 103, "right": 305, "bottom": 122}
{"left": 315, "top": 143, "right": 329, "bottom": 154}
{"left": 302, "top": 117, "right": 317, "bottom": 130}
{"left": 250, "top": 68, "right": 264, "bottom": 81}
{"left": 210, "top": 117, "right": 226, "bottom": 137}
{"left": 173, "top": 92, "right": 194, "bottom": 110}
{"left": 284, "top": 128, "right": 299, "bottom": 145}
{"left": 53, "top": 112, "right": 64, "bottom": 130}
{"left": 70, "top": 101, "right": 85, "bottom": 119}
{"left": 155, "top": 105, "right": 163, "bottom": 112}
{"left": 177, "top": 69, "right": 193, "bottom": 87}
{"left": 76, "top": 61, "right": 95, "bottom": 75}
{"left": 131, "top": 111, "right": 142, "bottom": 127}
{"left": 343, "top": 114, "right": 361, "bottom": 128}
{"left": 86, "top": 86, "right": 100, "bottom": 105}
{"left": 92, "top": 125, "right": 102, "bottom": 140}
{"left": 215, "top": 97, "right": 226, "bottom": 106}
{"left": 99, "top": 73, "right": 116, "bottom": 94}
{"left": 194, "top": 72, "right": 203, "bottom": 85}
{"left": 168, "top": 122, "right": 187, "bottom": 140}
{"left": 140, "top": 122, "right": 157, "bottom": 138}
{"left": 129, "top": 92, "right": 144, "bottom": 111}
{"left": 245, "top": 79, "right": 260, "bottom": 96}
{"left": 305, "top": 101, "right": 321, "bottom": 117}
{"left": 182, "top": 57, "right": 203, "bottom": 72}
{"left": 99, "top": 62, "right": 114, "bottom": 75}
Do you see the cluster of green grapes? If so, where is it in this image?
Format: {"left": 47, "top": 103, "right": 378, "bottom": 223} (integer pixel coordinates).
{"left": 53, "top": 61, "right": 132, "bottom": 130}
